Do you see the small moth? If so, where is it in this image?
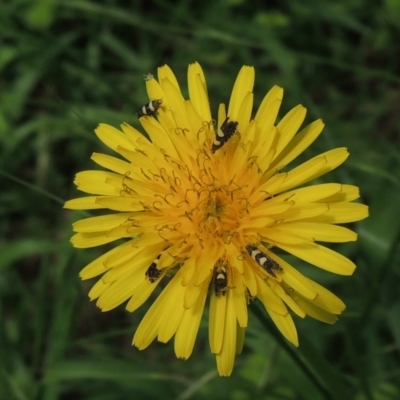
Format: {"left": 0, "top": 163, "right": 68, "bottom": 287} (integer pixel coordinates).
{"left": 214, "top": 264, "right": 228, "bottom": 296}
{"left": 212, "top": 117, "right": 238, "bottom": 152}
{"left": 246, "top": 245, "right": 283, "bottom": 277}
{"left": 145, "top": 254, "right": 162, "bottom": 283}
{"left": 137, "top": 99, "right": 163, "bottom": 118}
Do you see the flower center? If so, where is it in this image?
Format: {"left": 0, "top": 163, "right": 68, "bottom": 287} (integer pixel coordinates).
{"left": 134, "top": 148, "right": 255, "bottom": 249}
{"left": 181, "top": 182, "right": 248, "bottom": 246}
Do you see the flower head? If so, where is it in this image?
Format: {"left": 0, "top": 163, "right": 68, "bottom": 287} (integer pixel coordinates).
{"left": 65, "top": 63, "right": 368, "bottom": 376}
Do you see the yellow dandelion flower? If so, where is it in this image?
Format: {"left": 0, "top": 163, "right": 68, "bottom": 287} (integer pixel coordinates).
{"left": 65, "top": 63, "right": 369, "bottom": 376}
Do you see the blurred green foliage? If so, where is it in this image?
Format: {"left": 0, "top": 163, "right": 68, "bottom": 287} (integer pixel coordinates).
{"left": 1, "top": 0, "right": 400, "bottom": 399}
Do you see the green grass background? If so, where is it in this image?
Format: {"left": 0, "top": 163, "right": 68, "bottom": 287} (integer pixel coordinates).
{"left": 1, "top": 0, "right": 400, "bottom": 399}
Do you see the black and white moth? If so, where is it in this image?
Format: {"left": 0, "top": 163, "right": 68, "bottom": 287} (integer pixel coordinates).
{"left": 246, "top": 245, "right": 283, "bottom": 277}
{"left": 137, "top": 99, "right": 162, "bottom": 118}
{"left": 212, "top": 117, "right": 238, "bottom": 153}
{"left": 214, "top": 264, "right": 228, "bottom": 296}
{"left": 145, "top": 253, "right": 162, "bottom": 283}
